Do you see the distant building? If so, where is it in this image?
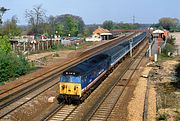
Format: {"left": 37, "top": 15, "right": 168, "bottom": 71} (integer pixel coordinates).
{"left": 152, "top": 29, "right": 164, "bottom": 38}
{"left": 86, "top": 27, "right": 112, "bottom": 41}
{"left": 152, "top": 29, "right": 169, "bottom": 40}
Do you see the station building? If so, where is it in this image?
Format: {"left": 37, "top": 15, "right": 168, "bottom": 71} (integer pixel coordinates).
{"left": 86, "top": 27, "right": 112, "bottom": 41}
{"left": 152, "top": 29, "right": 169, "bottom": 40}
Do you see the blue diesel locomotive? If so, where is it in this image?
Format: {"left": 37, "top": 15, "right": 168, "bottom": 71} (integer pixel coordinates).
{"left": 59, "top": 54, "right": 110, "bottom": 103}
{"left": 58, "top": 32, "right": 147, "bottom": 103}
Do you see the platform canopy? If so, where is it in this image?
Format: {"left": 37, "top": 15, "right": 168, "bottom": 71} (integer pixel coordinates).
{"left": 152, "top": 29, "right": 164, "bottom": 34}
{"left": 100, "top": 33, "right": 112, "bottom": 36}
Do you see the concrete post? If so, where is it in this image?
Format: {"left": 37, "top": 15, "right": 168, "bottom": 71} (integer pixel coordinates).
{"left": 47, "top": 41, "right": 48, "bottom": 49}
{"left": 53, "top": 39, "right": 56, "bottom": 45}
{"left": 154, "top": 54, "right": 158, "bottom": 62}
{"left": 32, "top": 43, "right": 35, "bottom": 51}
{"left": 149, "top": 43, "right": 152, "bottom": 58}
{"left": 13, "top": 43, "right": 15, "bottom": 51}
{"left": 23, "top": 42, "right": 26, "bottom": 52}
{"left": 37, "top": 42, "right": 40, "bottom": 50}
{"left": 58, "top": 39, "right": 60, "bottom": 45}
{"left": 42, "top": 41, "right": 44, "bottom": 50}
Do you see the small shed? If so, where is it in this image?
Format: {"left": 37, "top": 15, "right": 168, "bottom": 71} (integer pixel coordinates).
{"left": 152, "top": 29, "right": 164, "bottom": 38}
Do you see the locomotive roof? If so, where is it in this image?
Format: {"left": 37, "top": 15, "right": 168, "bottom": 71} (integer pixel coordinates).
{"left": 62, "top": 54, "right": 109, "bottom": 76}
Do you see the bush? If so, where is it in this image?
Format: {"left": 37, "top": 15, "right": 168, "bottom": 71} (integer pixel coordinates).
{"left": 0, "top": 36, "right": 32, "bottom": 84}
{"left": 167, "top": 36, "right": 175, "bottom": 45}
{"left": 0, "top": 50, "right": 32, "bottom": 84}
{"left": 157, "top": 113, "right": 168, "bottom": 120}
{"left": 51, "top": 44, "right": 83, "bottom": 51}
{"left": 14, "top": 55, "right": 31, "bottom": 76}
{"left": 161, "top": 38, "right": 176, "bottom": 57}
{"left": 0, "top": 36, "right": 12, "bottom": 53}
{"left": 0, "top": 51, "right": 13, "bottom": 81}
{"left": 51, "top": 44, "right": 58, "bottom": 50}
{"left": 161, "top": 43, "right": 174, "bottom": 56}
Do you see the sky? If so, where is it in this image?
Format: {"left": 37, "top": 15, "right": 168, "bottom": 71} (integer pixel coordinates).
{"left": 1, "top": 0, "right": 180, "bottom": 25}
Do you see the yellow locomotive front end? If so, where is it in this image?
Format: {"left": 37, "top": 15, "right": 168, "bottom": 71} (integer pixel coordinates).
{"left": 58, "top": 73, "right": 82, "bottom": 103}
{"left": 59, "top": 82, "right": 81, "bottom": 96}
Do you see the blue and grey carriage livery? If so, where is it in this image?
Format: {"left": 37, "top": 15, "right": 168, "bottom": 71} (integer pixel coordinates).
{"left": 58, "top": 32, "right": 147, "bottom": 103}
{"left": 103, "top": 32, "right": 147, "bottom": 66}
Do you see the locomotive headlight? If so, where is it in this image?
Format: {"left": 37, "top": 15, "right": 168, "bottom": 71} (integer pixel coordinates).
{"left": 61, "top": 85, "right": 65, "bottom": 90}
{"left": 74, "top": 86, "right": 78, "bottom": 90}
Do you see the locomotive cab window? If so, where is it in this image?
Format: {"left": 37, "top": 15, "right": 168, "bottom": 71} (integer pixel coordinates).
{"left": 60, "top": 75, "right": 81, "bottom": 83}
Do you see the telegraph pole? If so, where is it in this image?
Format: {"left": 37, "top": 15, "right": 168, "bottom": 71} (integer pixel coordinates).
{"left": 132, "top": 16, "right": 135, "bottom": 24}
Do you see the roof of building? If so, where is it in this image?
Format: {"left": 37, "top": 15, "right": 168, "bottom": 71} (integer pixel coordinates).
{"left": 93, "top": 27, "right": 110, "bottom": 35}
{"left": 100, "top": 33, "right": 112, "bottom": 35}
{"left": 152, "top": 29, "right": 164, "bottom": 34}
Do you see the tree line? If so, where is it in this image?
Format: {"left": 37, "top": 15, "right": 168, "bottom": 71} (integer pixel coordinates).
{"left": 152, "top": 17, "right": 180, "bottom": 32}
{"left": 1, "top": 5, "right": 180, "bottom": 39}
{"left": 0, "top": 5, "right": 144, "bottom": 38}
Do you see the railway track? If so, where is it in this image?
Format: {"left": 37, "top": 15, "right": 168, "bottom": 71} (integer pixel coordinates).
{"left": 0, "top": 33, "right": 138, "bottom": 119}
{"left": 42, "top": 37, "right": 148, "bottom": 121}
{"left": 86, "top": 55, "right": 144, "bottom": 120}
{"left": 0, "top": 32, "right": 136, "bottom": 98}
{"left": 0, "top": 77, "right": 59, "bottom": 118}
{"left": 84, "top": 40, "right": 147, "bottom": 120}
{"left": 43, "top": 104, "right": 79, "bottom": 121}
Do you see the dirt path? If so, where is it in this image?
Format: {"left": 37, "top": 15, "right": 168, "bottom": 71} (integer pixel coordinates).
{"left": 127, "top": 59, "right": 180, "bottom": 121}
{"left": 127, "top": 33, "right": 180, "bottom": 121}
{"left": 127, "top": 66, "right": 156, "bottom": 121}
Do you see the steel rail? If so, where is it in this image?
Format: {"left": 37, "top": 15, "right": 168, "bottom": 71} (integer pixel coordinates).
{"left": 0, "top": 33, "right": 139, "bottom": 119}
{"left": 83, "top": 38, "right": 148, "bottom": 120}
{"left": 0, "top": 78, "right": 59, "bottom": 118}
{"left": 0, "top": 33, "right": 137, "bottom": 108}
{"left": 0, "top": 33, "right": 136, "bottom": 97}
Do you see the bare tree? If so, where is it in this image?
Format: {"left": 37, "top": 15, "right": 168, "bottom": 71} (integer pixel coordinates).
{"left": 0, "top": 7, "right": 10, "bottom": 24}
{"left": 25, "top": 5, "right": 46, "bottom": 35}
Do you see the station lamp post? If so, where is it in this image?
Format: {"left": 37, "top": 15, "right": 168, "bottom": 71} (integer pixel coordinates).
{"left": 148, "top": 35, "right": 153, "bottom": 58}
{"left": 130, "top": 39, "right": 133, "bottom": 57}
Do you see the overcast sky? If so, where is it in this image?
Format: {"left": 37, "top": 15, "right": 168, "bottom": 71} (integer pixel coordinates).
{"left": 1, "top": 0, "right": 180, "bottom": 25}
